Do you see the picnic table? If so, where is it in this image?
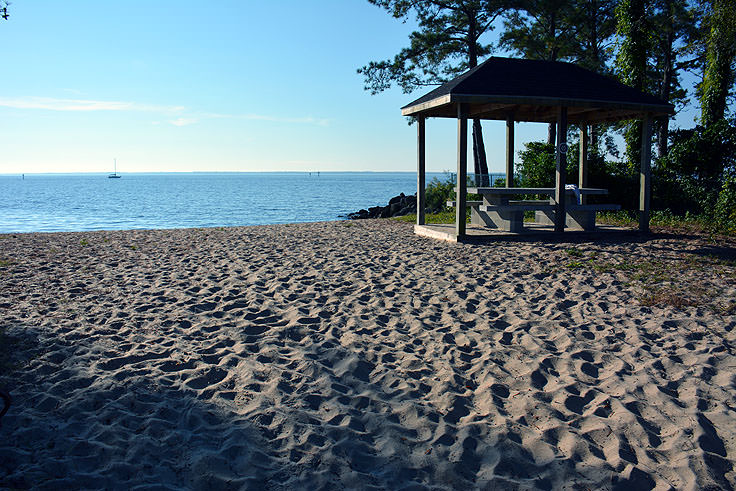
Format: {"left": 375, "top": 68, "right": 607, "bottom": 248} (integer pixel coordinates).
{"left": 449, "top": 187, "right": 620, "bottom": 232}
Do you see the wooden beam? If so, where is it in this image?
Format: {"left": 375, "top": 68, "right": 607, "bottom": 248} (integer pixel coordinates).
{"left": 468, "top": 103, "right": 518, "bottom": 118}
{"left": 639, "top": 116, "right": 653, "bottom": 232}
{"left": 579, "top": 124, "right": 588, "bottom": 204}
{"left": 456, "top": 105, "right": 468, "bottom": 237}
{"left": 506, "top": 116, "right": 514, "bottom": 187}
{"left": 441, "top": 102, "right": 664, "bottom": 125}
{"left": 566, "top": 106, "right": 604, "bottom": 120}
{"left": 526, "top": 106, "right": 559, "bottom": 123}
{"left": 417, "top": 117, "right": 426, "bottom": 226}
{"left": 554, "top": 106, "right": 568, "bottom": 233}
{"left": 401, "top": 94, "right": 452, "bottom": 116}
{"left": 572, "top": 109, "right": 641, "bottom": 123}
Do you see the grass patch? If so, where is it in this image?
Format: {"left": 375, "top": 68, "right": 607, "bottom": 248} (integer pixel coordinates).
{"left": 639, "top": 288, "right": 700, "bottom": 309}
{"left": 597, "top": 211, "right": 637, "bottom": 227}
{"left": 566, "top": 247, "right": 584, "bottom": 257}
{"left": 649, "top": 209, "right": 713, "bottom": 232}
{"left": 598, "top": 209, "right": 732, "bottom": 236}
{"left": 0, "top": 259, "right": 12, "bottom": 268}
{"left": 592, "top": 262, "right": 613, "bottom": 273}
{"left": 79, "top": 239, "right": 89, "bottom": 246}
{"left": 629, "top": 260, "right": 672, "bottom": 283}
{"left": 391, "top": 215, "right": 416, "bottom": 223}
{"left": 637, "top": 281, "right": 711, "bottom": 309}
{"left": 684, "top": 252, "right": 736, "bottom": 268}
{"left": 578, "top": 254, "right": 724, "bottom": 309}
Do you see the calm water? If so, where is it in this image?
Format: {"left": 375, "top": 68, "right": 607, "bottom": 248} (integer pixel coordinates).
{"left": 0, "top": 172, "right": 446, "bottom": 233}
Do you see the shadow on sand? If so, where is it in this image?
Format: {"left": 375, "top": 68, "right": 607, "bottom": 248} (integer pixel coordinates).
{"left": 0, "top": 323, "right": 276, "bottom": 490}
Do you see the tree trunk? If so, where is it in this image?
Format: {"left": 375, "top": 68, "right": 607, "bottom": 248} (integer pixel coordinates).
{"left": 617, "top": 0, "right": 648, "bottom": 169}
{"left": 701, "top": 0, "right": 736, "bottom": 127}
{"left": 589, "top": 0, "right": 600, "bottom": 70}
{"left": 472, "top": 119, "right": 490, "bottom": 186}
{"left": 547, "top": 10, "right": 559, "bottom": 147}
{"left": 548, "top": 123, "right": 557, "bottom": 146}
{"left": 467, "top": 14, "right": 489, "bottom": 186}
{"left": 548, "top": 11, "right": 558, "bottom": 60}
{"left": 472, "top": 120, "right": 481, "bottom": 186}
{"left": 657, "top": 0, "right": 674, "bottom": 157}
{"left": 657, "top": 118, "right": 670, "bottom": 158}
{"left": 590, "top": 125, "right": 599, "bottom": 154}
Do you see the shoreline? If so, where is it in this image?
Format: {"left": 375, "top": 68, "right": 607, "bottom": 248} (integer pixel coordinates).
{"left": 0, "top": 218, "right": 355, "bottom": 236}
{"left": 1, "top": 220, "right": 734, "bottom": 488}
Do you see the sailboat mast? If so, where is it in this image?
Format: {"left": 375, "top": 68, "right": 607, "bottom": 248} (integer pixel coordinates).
{"left": 108, "top": 157, "right": 121, "bottom": 178}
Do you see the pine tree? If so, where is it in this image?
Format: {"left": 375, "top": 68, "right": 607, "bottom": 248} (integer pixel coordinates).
{"left": 699, "top": 0, "right": 736, "bottom": 127}
{"left": 359, "top": 0, "right": 507, "bottom": 185}
{"left": 568, "top": 0, "right": 617, "bottom": 154}
{"left": 570, "top": 0, "right": 617, "bottom": 72}
{"left": 650, "top": 0, "right": 692, "bottom": 157}
{"left": 615, "top": 0, "right": 652, "bottom": 170}
{"left": 499, "top": 0, "right": 577, "bottom": 145}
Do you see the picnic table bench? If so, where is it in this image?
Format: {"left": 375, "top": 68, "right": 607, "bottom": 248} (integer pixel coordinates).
{"left": 448, "top": 187, "right": 620, "bottom": 232}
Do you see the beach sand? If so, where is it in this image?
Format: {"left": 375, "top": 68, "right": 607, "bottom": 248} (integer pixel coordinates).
{"left": 0, "top": 219, "right": 735, "bottom": 489}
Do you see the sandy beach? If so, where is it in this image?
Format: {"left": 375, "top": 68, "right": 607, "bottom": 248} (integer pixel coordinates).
{"left": 1, "top": 219, "right": 735, "bottom": 490}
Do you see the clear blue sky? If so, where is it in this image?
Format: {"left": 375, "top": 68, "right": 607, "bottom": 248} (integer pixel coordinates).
{"left": 0, "top": 1, "right": 699, "bottom": 174}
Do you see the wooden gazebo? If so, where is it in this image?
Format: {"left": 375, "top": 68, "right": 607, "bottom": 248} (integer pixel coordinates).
{"left": 402, "top": 56, "right": 674, "bottom": 239}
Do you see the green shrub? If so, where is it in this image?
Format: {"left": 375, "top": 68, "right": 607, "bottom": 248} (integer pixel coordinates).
{"left": 425, "top": 174, "right": 456, "bottom": 213}
{"left": 516, "top": 141, "right": 611, "bottom": 188}
{"left": 656, "top": 119, "right": 736, "bottom": 216}
{"left": 517, "top": 142, "right": 557, "bottom": 188}
{"left": 713, "top": 170, "right": 736, "bottom": 234}
{"left": 516, "top": 140, "right": 637, "bottom": 208}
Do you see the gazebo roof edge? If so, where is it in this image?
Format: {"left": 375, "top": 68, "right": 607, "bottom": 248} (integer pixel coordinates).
{"left": 401, "top": 93, "right": 674, "bottom": 119}
{"left": 401, "top": 57, "right": 674, "bottom": 121}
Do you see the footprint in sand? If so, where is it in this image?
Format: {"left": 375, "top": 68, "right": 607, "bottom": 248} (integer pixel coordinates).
{"left": 563, "top": 389, "right": 596, "bottom": 415}
{"left": 185, "top": 367, "right": 228, "bottom": 390}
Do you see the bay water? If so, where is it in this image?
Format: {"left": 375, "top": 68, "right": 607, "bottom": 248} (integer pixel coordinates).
{"left": 0, "top": 172, "right": 448, "bottom": 233}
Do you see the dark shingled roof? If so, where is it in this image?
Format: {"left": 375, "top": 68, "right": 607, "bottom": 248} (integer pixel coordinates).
{"left": 401, "top": 57, "right": 674, "bottom": 123}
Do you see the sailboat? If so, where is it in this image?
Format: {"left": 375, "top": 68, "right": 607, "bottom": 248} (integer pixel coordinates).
{"left": 108, "top": 158, "right": 121, "bottom": 179}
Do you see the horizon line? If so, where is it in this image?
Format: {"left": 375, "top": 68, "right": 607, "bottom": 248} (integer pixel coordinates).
{"left": 0, "top": 170, "right": 468, "bottom": 176}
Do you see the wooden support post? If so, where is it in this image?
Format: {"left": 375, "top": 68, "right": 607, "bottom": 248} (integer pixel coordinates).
{"left": 506, "top": 116, "right": 514, "bottom": 187}
{"left": 417, "top": 117, "right": 426, "bottom": 226}
{"left": 554, "top": 106, "right": 568, "bottom": 233}
{"left": 579, "top": 124, "right": 588, "bottom": 204}
{"left": 639, "top": 116, "right": 652, "bottom": 233}
{"left": 456, "top": 105, "right": 468, "bottom": 237}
